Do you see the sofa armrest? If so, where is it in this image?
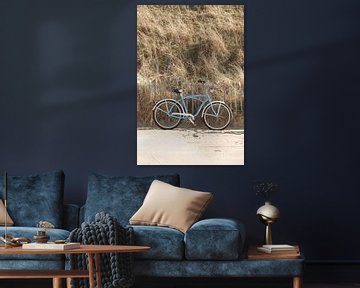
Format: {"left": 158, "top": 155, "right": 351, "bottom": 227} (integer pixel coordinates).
{"left": 184, "top": 218, "right": 245, "bottom": 260}
{"left": 63, "top": 204, "right": 80, "bottom": 231}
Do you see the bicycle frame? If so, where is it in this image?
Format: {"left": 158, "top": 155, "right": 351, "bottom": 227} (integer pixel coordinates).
{"left": 175, "top": 93, "right": 212, "bottom": 118}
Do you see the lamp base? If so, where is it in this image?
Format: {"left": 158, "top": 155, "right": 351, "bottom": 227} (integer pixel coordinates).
{"left": 265, "top": 223, "right": 272, "bottom": 245}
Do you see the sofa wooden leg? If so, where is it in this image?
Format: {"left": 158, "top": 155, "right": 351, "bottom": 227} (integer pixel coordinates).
{"left": 67, "top": 277, "right": 72, "bottom": 288}
{"left": 53, "top": 278, "right": 62, "bottom": 288}
{"left": 293, "top": 276, "right": 302, "bottom": 288}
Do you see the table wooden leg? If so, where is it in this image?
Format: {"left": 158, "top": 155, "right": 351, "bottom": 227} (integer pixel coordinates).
{"left": 95, "top": 253, "right": 102, "bottom": 288}
{"left": 52, "top": 278, "right": 62, "bottom": 288}
{"left": 293, "top": 276, "right": 302, "bottom": 288}
{"left": 66, "top": 277, "right": 72, "bottom": 288}
{"left": 88, "top": 253, "right": 95, "bottom": 288}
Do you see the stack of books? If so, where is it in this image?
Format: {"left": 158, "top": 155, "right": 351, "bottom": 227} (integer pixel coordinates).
{"left": 257, "top": 244, "right": 299, "bottom": 254}
{"left": 248, "top": 244, "right": 300, "bottom": 260}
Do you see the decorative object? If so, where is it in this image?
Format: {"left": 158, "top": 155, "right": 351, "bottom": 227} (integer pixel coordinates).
{"left": 0, "top": 199, "right": 14, "bottom": 226}
{"left": 0, "top": 234, "right": 31, "bottom": 247}
{"left": 33, "top": 230, "right": 50, "bottom": 243}
{"left": 254, "top": 181, "right": 279, "bottom": 201}
{"left": 137, "top": 5, "right": 244, "bottom": 166}
{"left": 37, "top": 220, "right": 55, "bottom": 232}
{"left": 34, "top": 220, "right": 55, "bottom": 243}
{"left": 254, "top": 181, "right": 280, "bottom": 245}
{"left": 54, "top": 239, "right": 66, "bottom": 244}
{"left": 130, "top": 180, "right": 213, "bottom": 232}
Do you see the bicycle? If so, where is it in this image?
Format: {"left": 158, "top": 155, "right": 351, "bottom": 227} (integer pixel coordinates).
{"left": 152, "top": 81, "right": 233, "bottom": 130}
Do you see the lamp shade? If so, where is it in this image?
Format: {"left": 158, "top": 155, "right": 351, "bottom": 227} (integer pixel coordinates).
{"left": 256, "top": 201, "right": 280, "bottom": 221}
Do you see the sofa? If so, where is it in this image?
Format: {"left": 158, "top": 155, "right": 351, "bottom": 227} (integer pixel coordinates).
{"left": 0, "top": 170, "right": 79, "bottom": 270}
{"left": 80, "top": 173, "right": 304, "bottom": 283}
{"left": 0, "top": 171, "right": 303, "bottom": 287}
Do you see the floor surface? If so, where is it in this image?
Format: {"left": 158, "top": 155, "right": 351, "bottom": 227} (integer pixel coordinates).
{"left": 1, "top": 280, "right": 360, "bottom": 288}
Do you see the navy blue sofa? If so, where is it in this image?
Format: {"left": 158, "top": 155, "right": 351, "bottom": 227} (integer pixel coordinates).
{"left": 80, "top": 173, "right": 304, "bottom": 282}
{"left": 0, "top": 171, "right": 79, "bottom": 270}
{"left": 0, "top": 171, "right": 303, "bottom": 287}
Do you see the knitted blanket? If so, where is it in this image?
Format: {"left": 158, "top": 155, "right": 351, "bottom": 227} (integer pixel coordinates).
{"left": 68, "top": 212, "right": 134, "bottom": 288}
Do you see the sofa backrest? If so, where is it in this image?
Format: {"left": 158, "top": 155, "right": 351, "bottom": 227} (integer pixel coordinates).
{"left": 0, "top": 170, "right": 65, "bottom": 228}
{"left": 63, "top": 203, "right": 80, "bottom": 231}
{"left": 82, "top": 173, "right": 180, "bottom": 226}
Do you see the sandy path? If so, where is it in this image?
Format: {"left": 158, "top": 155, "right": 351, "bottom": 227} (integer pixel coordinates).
{"left": 137, "top": 129, "right": 244, "bottom": 165}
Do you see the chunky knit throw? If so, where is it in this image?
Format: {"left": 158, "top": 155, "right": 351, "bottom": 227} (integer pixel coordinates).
{"left": 68, "top": 212, "right": 134, "bottom": 288}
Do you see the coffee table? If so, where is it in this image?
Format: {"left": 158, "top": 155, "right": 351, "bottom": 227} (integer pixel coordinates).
{"left": 0, "top": 244, "right": 150, "bottom": 288}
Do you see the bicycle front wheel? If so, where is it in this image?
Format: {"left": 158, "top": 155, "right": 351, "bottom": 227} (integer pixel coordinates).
{"left": 153, "top": 99, "right": 183, "bottom": 129}
{"left": 203, "top": 102, "right": 232, "bottom": 130}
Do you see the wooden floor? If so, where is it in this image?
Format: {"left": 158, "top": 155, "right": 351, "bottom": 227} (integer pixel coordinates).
{"left": 135, "top": 281, "right": 360, "bottom": 288}
{"left": 1, "top": 279, "right": 360, "bottom": 288}
{"left": 306, "top": 285, "right": 360, "bottom": 288}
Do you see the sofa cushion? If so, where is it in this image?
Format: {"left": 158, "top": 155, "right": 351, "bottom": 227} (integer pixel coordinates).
{"left": 130, "top": 180, "right": 213, "bottom": 233}
{"left": 0, "top": 171, "right": 65, "bottom": 227}
{"left": 130, "top": 225, "right": 184, "bottom": 260}
{"left": 184, "top": 218, "right": 245, "bottom": 260}
{"left": 84, "top": 173, "right": 180, "bottom": 225}
{"left": 0, "top": 199, "right": 14, "bottom": 226}
{"left": 0, "top": 227, "right": 70, "bottom": 261}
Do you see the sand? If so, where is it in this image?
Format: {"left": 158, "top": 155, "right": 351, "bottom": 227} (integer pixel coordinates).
{"left": 137, "top": 128, "right": 244, "bottom": 165}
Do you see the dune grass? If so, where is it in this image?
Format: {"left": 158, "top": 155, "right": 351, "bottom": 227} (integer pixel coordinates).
{"left": 137, "top": 5, "right": 244, "bottom": 129}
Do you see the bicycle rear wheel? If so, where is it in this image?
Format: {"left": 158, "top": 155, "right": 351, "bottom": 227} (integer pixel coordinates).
{"left": 203, "top": 102, "right": 232, "bottom": 130}
{"left": 153, "top": 99, "right": 183, "bottom": 129}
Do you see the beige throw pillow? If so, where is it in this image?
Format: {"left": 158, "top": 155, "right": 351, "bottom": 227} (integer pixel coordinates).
{"left": 0, "top": 199, "right": 14, "bottom": 226}
{"left": 130, "top": 180, "right": 213, "bottom": 233}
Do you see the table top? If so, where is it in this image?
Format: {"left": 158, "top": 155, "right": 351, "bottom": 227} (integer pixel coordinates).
{"left": 0, "top": 245, "right": 150, "bottom": 255}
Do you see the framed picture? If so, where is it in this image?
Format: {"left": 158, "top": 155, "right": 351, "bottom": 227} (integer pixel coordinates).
{"left": 137, "top": 5, "right": 244, "bottom": 165}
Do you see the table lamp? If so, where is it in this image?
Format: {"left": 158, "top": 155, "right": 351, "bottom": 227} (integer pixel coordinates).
{"left": 256, "top": 201, "right": 280, "bottom": 245}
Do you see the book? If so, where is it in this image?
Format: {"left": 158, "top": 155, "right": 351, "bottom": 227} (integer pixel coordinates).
{"left": 257, "top": 244, "right": 298, "bottom": 254}
{"left": 22, "top": 242, "right": 80, "bottom": 250}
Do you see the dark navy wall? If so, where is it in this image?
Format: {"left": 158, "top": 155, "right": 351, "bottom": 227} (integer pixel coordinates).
{"left": 1, "top": 0, "right": 360, "bottom": 262}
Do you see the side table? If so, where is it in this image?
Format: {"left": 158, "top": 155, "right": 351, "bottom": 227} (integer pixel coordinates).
{"left": 247, "top": 245, "right": 304, "bottom": 288}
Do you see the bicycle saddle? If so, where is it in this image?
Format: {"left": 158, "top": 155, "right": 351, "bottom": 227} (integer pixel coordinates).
{"left": 173, "top": 89, "right": 183, "bottom": 94}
